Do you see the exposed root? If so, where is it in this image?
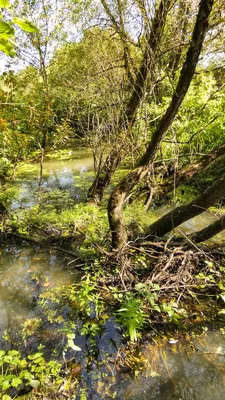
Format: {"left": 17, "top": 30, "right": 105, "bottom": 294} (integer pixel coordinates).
{"left": 99, "top": 239, "right": 225, "bottom": 298}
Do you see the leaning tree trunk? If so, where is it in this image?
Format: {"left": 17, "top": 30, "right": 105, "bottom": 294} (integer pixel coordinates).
{"left": 157, "top": 141, "right": 225, "bottom": 200}
{"left": 108, "top": 0, "right": 214, "bottom": 250}
{"left": 190, "top": 216, "right": 225, "bottom": 243}
{"left": 148, "top": 174, "right": 225, "bottom": 237}
{"left": 87, "top": 0, "right": 173, "bottom": 204}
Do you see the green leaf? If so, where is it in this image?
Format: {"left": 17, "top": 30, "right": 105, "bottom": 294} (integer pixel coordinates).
{"left": 11, "top": 377, "right": 23, "bottom": 388}
{"left": 28, "top": 352, "right": 43, "bottom": 360}
{"left": 2, "top": 395, "right": 12, "bottom": 400}
{"left": 8, "top": 350, "right": 20, "bottom": 357}
{"left": 0, "top": 40, "right": 15, "bottom": 56}
{"left": 135, "top": 283, "right": 146, "bottom": 291}
{"left": 0, "top": 20, "right": 14, "bottom": 36}
{"left": 2, "top": 379, "right": 11, "bottom": 390}
{"left": 0, "top": 350, "right": 6, "bottom": 357}
{"left": 13, "top": 18, "right": 38, "bottom": 33}
{"left": 0, "top": 0, "right": 10, "bottom": 8}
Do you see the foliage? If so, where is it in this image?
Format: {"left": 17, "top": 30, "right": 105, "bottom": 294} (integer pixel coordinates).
{"left": 0, "top": 349, "right": 62, "bottom": 399}
{"left": 116, "top": 296, "right": 147, "bottom": 342}
{"left": 0, "top": 1, "right": 38, "bottom": 57}
{"left": 0, "top": 0, "right": 225, "bottom": 396}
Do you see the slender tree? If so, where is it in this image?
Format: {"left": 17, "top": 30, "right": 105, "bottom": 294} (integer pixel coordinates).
{"left": 87, "top": 0, "right": 173, "bottom": 203}
{"left": 108, "top": 0, "right": 214, "bottom": 250}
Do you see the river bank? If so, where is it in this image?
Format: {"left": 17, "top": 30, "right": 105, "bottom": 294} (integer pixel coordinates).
{"left": 0, "top": 149, "right": 225, "bottom": 399}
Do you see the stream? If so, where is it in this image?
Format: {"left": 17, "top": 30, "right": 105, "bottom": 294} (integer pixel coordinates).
{"left": 1, "top": 149, "right": 225, "bottom": 399}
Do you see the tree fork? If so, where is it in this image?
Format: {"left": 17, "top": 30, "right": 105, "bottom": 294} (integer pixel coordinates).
{"left": 87, "top": 0, "right": 173, "bottom": 204}
{"left": 108, "top": 0, "right": 214, "bottom": 250}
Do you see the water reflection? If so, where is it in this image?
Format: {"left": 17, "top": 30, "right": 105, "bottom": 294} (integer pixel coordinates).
{"left": 11, "top": 149, "right": 94, "bottom": 209}
{"left": 122, "top": 332, "right": 225, "bottom": 400}
{"left": 0, "top": 242, "right": 80, "bottom": 346}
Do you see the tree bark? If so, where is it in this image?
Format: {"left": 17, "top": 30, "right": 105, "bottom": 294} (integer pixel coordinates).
{"left": 87, "top": 0, "right": 173, "bottom": 203}
{"left": 190, "top": 216, "right": 225, "bottom": 243}
{"left": 157, "top": 141, "right": 225, "bottom": 199}
{"left": 108, "top": 0, "right": 214, "bottom": 250}
{"left": 87, "top": 149, "right": 123, "bottom": 204}
{"left": 148, "top": 174, "right": 225, "bottom": 237}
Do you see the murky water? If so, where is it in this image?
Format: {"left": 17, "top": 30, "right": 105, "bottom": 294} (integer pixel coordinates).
{"left": 0, "top": 241, "right": 81, "bottom": 347}
{"left": 119, "top": 330, "right": 225, "bottom": 400}
{"left": 11, "top": 148, "right": 94, "bottom": 209}
{"left": 1, "top": 149, "right": 225, "bottom": 399}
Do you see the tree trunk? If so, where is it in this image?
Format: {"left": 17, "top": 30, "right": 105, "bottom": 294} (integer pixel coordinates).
{"left": 37, "top": 147, "right": 45, "bottom": 204}
{"left": 190, "top": 216, "right": 225, "bottom": 243}
{"left": 87, "top": 149, "right": 123, "bottom": 203}
{"left": 148, "top": 174, "right": 225, "bottom": 237}
{"left": 108, "top": 0, "right": 214, "bottom": 250}
{"left": 157, "top": 141, "right": 225, "bottom": 199}
{"left": 87, "top": 0, "right": 173, "bottom": 203}
{"left": 37, "top": 131, "right": 47, "bottom": 204}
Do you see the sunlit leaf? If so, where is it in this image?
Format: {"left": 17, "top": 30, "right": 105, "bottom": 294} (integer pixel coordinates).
{"left": 0, "top": 38, "right": 15, "bottom": 56}
{"left": 0, "top": 20, "right": 14, "bottom": 36}
{"left": 2, "top": 394, "right": 12, "bottom": 400}
{"left": 13, "top": 18, "right": 38, "bottom": 33}
{"left": 11, "top": 377, "right": 23, "bottom": 387}
{"left": 0, "top": 0, "right": 10, "bottom": 8}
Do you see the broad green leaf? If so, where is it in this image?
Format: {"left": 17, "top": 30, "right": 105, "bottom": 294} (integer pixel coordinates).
{"left": 8, "top": 350, "right": 20, "bottom": 356}
{"left": 13, "top": 18, "right": 38, "bottom": 33}
{"left": 2, "top": 379, "right": 11, "bottom": 390}
{"left": 2, "top": 395, "right": 12, "bottom": 400}
{"left": 0, "top": 20, "right": 14, "bottom": 36}
{"left": 0, "top": 0, "right": 10, "bottom": 8}
{"left": 0, "top": 39, "right": 15, "bottom": 56}
{"left": 28, "top": 352, "right": 43, "bottom": 360}
{"left": 11, "top": 377, "right": 23, "bottom": 387}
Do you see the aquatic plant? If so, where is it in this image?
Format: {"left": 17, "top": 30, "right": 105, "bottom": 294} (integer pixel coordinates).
{"left": 117, "top": 296, "right": 147, "bottom": 342}
{"left": 0, "top": 349, "right": 62, "bottom": 399}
